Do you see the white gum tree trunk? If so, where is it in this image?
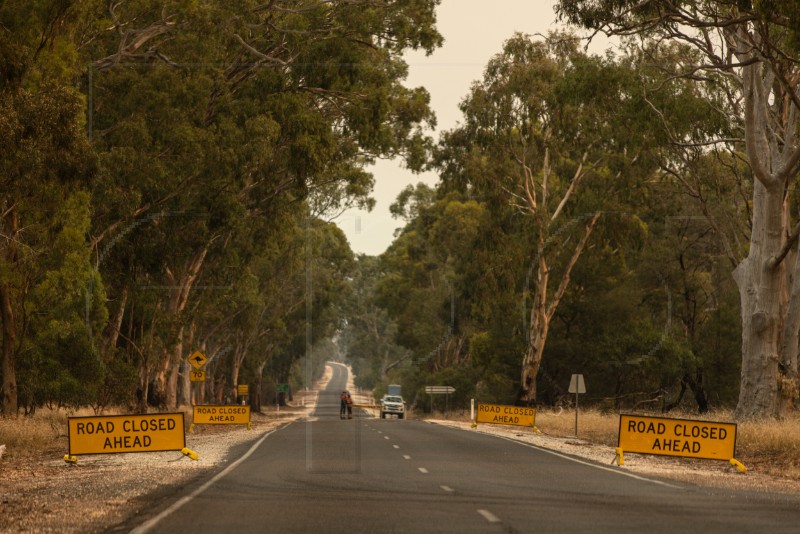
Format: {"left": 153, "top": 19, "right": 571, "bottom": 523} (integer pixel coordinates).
{"left": 732, "top": 35, "right": 800, "bottom": 419}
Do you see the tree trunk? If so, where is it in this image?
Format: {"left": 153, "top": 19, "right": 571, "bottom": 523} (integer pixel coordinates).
{"left": 732, "top": 51, "right": 798, "bottom": 419}
{"left": 165, "top": 326, "right": 184, "bottom": 408}
{"left": 1, "top": 283, "right": 18, "bottom": 416}
{"left": 732, "top": 180, "right": 785, "bottom": 418}
{"left": 518, "top": 261, "right": 549, "bottom": 406}
{"left": 253, "top": 359, "right": 267, "bottom": 412}
{"left": 1, "top": 207, "right": 19, "bottom": 416}
{"left": 517, "top": 213, "right": 600, "bottom": 405}
{"left": 101, "top": 288, "right": 128, "bottom": 358}
{"left": 159, "top": 246, "right": 208, "bottom": 409}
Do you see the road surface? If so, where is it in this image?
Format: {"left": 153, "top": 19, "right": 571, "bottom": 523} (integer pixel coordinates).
{"left": 130, "top": 362, "right": 800, "bottom": 533}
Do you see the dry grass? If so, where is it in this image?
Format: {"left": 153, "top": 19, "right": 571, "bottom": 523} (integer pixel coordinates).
{"left": 4, "top": 404, "right": 800, "bottom": 480}
{"left": 431, "top": 406, "right": 800, "bottom": 479}
{"left": 0, "top": 406, "right": 198, "bottom": 462}
{"left": 0, "top": 410, "right": 67, "bottom": 460}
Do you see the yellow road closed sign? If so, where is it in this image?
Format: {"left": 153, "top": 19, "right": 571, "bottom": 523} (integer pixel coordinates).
{"left": 618, "top": 414, "right": 737, "bottom": 461}
{"left": 193, "top": 405, "right": 251, "bottom": 425}
{"left": 68, "top": 413, "right": 185, "bottom": 456}
{"left": 476, "top": 403, "right": 536, "bottom": 428}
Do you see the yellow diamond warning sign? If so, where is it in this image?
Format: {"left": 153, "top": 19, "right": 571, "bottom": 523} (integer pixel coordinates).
{"left": 618, "top": 414, "right": 737, "bottom": 461}
{"left": 475, "top": 403, "right": 536, "bottom": 428}
{"left": 68, "top": 413, "right": 185, "bottom": 456}
{"left": 187, "top": 350, "right": 207, "bottom": 370}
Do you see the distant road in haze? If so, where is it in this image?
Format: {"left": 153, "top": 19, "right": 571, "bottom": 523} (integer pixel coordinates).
{"left": 129, "top": 362, "right": 800, "bottom": 533}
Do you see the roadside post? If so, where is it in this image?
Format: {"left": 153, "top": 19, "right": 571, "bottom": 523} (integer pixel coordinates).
{"left": 187, "top": 350, "right": 208, "bottom": 405}
{"left": 568, "top": 374, "right": 586, "bottom": 436}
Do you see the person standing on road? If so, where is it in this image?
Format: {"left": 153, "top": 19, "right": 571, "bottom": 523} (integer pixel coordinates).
{"left": 346, "top": 391, "right": 353, "bottom": 419}
{"left": 340, "top": 391, "right": 348, "bottom": 419}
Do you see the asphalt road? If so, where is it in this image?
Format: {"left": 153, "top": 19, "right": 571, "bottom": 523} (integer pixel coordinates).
{"left": 131, "top": 363, "right": 800, "bottom": 533}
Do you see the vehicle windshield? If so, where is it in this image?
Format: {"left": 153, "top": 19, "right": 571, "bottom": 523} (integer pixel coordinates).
{"left": 385, "top": 396, "right": 403, "bottom": 403}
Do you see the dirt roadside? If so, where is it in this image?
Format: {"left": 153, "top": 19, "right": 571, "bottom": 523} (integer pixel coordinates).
{"left": 3, "top": 372, "right": 800, "bottom": 533}
{"left": 0, "top": 406, "right": 311, "bottom": 534}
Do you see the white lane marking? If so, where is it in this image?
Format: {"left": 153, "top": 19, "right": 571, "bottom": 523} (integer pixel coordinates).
{"left": 377, "top": 430, "right": 383, "bottom": 434}
{"left": 393, "top": 445, "right": 400, "bottom": 449}
{"left": 440, "top": 485, "right": 454, "bottom": 492}
{"left": 418, "top": 467, "right": 429, "bottom": 474}
{"left": 477, "top": 509, "right": 501, "bottom": 523}
{"left": 131, "top": 426, "right": 283, "bottom": 533}
{"left": 384, "top": 436, "right": 390, "bottom": 440}
{"left": 402, "top": 455, "right": 411, "bottom": 460}
{"left": 489, "top": 433, "right": 683, "bottom": 489}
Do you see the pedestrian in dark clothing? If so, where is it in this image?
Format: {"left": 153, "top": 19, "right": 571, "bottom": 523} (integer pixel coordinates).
{"left": 340, "top": 391, "right": 348, "bottom": 419}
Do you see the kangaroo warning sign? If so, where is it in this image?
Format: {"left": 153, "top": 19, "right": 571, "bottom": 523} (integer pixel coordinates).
{"left": 475, "top": 403, "right": 536, "bottom": 428}
{"left": 193, "top": 405, "right": 250, "bottom": 425}
{"left": 68, "top": 413, "right": 185, "bottom": 456}
{"left": 618, "top": 414, "right": 737, "bottom": 461}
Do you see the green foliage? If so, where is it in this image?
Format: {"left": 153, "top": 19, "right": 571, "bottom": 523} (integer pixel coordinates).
{"left": 352, "top": 30, "right": 744, "bottom": 414}
{"left": 2, "top": 0, "right": 442, "bottom": 412}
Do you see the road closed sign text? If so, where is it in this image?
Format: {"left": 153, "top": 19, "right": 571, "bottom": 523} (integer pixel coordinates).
{"left": 193, "top": 405, "right": 251, "bottom": 425}
{"left": 68, "top": 413, "right": 185, "bottom": 455}
{"left": 618, "top": 414, "right": 736, "bottom": 461}
{"left": 476, "top": 403, "right": 536, "bottom": 428}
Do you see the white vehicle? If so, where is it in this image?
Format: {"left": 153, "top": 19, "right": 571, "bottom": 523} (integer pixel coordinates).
{"left": 380, "top": 395, "right": 405, "bottom": 419}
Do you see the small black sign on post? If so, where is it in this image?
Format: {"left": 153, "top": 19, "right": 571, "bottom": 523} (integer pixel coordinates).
{"left": 568, "top": 374, "right": 586, "bottom": 436}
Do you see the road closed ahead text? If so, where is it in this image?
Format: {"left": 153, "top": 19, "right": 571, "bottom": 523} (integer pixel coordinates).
{"left": 68, "top": 413, "right": 185, "bottom": 455}
{"left": 618, "top": 414, "right": 736, "bottom": 461}
{"left": 476, "top": 403, "right": 536, "bottom": 428}
{"left": 193, "top": 405, "right": 250, "bottom": 425}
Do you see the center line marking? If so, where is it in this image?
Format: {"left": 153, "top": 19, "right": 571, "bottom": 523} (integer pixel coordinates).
{"left": 440, "top": 485, "right": 454, "bottom": 492}
{"left": 418, "top": 467, "right": 429, "bottom": 474}
{"left": 384, "top": 436, "right": 390, "bottom": 440}
{"left": 402, "top": 455, "right": 411, "bottom": 460}
{"left": 392, "top": 445, "right": 400, "bottom": 449}
{"left": 477, "top": 509, "right": 501, "bottom": 523}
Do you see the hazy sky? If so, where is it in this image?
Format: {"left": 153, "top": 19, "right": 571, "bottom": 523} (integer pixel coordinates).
{"left": 334, "top": 0, "right": 582, "bottom": 256}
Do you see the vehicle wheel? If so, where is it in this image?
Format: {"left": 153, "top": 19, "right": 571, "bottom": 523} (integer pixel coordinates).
{"left": 398, "top": 413, "right": 404, "bottom": 420}
{"left": 380, "top": 412, "right": 385, "bottom": 419}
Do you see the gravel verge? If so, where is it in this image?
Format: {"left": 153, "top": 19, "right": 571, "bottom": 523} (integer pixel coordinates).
{"left": 427, "top": 419, "right": 800, "bottom": 496}
{"left": 0, "top": 408, "right": 311, "bottom": 534}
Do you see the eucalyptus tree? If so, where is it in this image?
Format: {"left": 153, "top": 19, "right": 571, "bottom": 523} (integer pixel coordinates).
{"left": 558, "top": 0, "right": 800, "bottom": 418}
{"left": 80, "top": 0, "right": 442, "bottom": 408}
{"left": 434, "top": 33, "right": 660, "bottom": 404}
{"left": 0, "top": 1, "right": 107, "bottom": 415}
